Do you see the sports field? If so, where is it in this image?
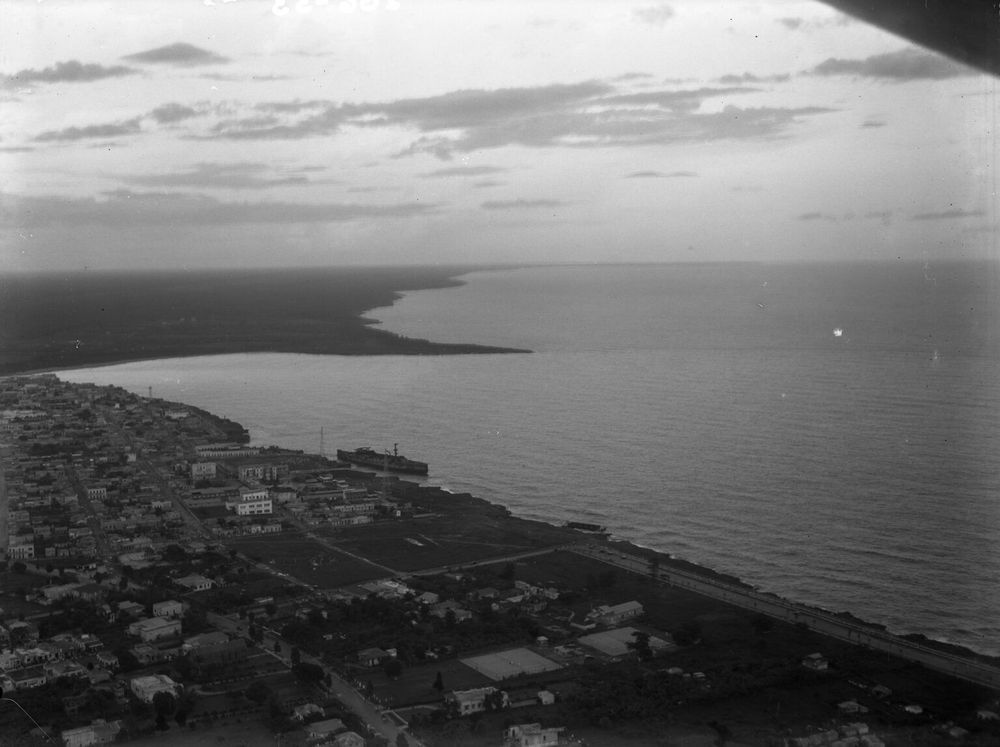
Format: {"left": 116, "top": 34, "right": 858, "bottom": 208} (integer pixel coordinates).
{"left": 460, "top": 647, "right": 563, "bottom": 681}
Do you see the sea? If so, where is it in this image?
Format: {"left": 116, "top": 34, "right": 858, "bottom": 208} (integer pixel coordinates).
{"left": 56, "top": 261, "right": 1000, "bottom": 656}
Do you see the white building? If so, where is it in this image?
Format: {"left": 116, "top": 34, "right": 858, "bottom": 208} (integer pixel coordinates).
{"left": 130, "top": 674, "right": 180, "bottom": 703}
{"left": 446, "top": 686, "right": 509, "bottom": 716}
{"left": 226, "top": 485, "right": 273, "bottom": 516}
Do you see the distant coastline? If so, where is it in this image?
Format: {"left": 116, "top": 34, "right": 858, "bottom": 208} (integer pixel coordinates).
{"left": 0, "top": 265, "right": 530, "bottom": 376}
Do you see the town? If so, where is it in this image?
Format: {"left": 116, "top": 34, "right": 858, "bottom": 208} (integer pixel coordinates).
{"left": 1, "top": 375, "right": 998, "bottom": 747}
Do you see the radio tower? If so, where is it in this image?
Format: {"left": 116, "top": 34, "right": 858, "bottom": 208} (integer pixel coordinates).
{"left": 319, "top": 427, "right": 325, "bottom": 458}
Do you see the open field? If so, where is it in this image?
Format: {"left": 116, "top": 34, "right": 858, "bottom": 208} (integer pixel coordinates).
{"left": 225, "top": 531, "right": 387, "bottom": 588}
{"left": 366, "top": 657, "right": 493, "bottom": 707}
{"left": 325, "top": 510, "right": 575, "bottom": 572}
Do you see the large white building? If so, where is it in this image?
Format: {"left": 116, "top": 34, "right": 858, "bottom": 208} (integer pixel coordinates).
{"left": 225, "top": 485, "right": 272, "bottom": 516}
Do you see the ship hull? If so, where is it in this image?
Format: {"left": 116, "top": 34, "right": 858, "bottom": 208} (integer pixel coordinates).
{"left": 336, "top": 448, "right": 429, "bottom": 475}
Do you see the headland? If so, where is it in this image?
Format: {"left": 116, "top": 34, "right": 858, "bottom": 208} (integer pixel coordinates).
{"left": 0, "top": 266, "right": 529, "bottom": 377}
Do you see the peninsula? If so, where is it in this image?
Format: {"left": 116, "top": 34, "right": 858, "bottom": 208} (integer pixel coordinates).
{"left": 0, "top": 266, "right": 529, "bottom": 377}
{"left": 1, "top": 375, "right": 998, "bottom": 747}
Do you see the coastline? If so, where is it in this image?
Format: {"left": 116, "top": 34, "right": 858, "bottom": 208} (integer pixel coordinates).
{"left": 0, "top": 265, "right": 531, "bottom": 377}
{"left": 116, "top": 383, "right": 1000, "bottom": 672}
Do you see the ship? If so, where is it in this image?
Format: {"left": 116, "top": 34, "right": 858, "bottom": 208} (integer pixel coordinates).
{"left": 336, "top": 443, "right": 429, "bottom": 475}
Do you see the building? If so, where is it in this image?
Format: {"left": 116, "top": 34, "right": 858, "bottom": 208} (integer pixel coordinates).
{"left": 331, "top": 732, "right": 366, "bottom": 747}
{"left": 175, "top": 573, "right": 214, "bottom": 592}
{"left": 130, "top": 674, "right": 180, "bottom": 703}
{"left": 225, "top": 485, "right": 273, "bottom": 516}
{"left": 357, "top": 647, "right": 390, "bottom": 667}
{"left": 190, "top": 461, "right": 217, "bottom": 479}
{"left": 446, "top": 687, "right": 509, "bottom": 716}
{"left": 127, "top": 616, "right": 182, "bottom": 642}
{"left": 195, "top": 443, "right": 260, "bottom": 459}
{"left": 503, "top": 723, "right": 564, "bottom": 747}
{"left": 61, "top": 719, "right": 122, "bottom": 747}
{"left": 587, "top": 601, "right": 644, "bottom": 627}
{"left": 802, "top": 652, "right": 829, "bottom": 671}
{"left": 152, "top": 599, "right": 184, "bottom": 618}
{"left": 306, "top": 718, "right": 347, "bottom": 739}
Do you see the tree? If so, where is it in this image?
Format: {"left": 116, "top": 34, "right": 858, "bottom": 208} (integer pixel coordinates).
{"left": 498, "top": 563, "right": 515, "bottom": 581}
{"left": 11, "top": 561, "right": 26, "bottom": 574}
{"left": 627, "top": 630, "right": 653, "bottom": 661}
{"left": 432, "top": 671, "right": 444, "bottom": 693}
{"left": 291, "top": 662, "right": 324, "bottom": 684}
{"left": 246, "top": 681, "right": 272, "bottom": 705}
{"left": 383, "top": 658, "right": 403, "bottom": 679}
{"left": 153, "top": 691, "right": 176, "bottom": 718}
{"left": 290, "top": 647, "right": 301, "bottom": 665}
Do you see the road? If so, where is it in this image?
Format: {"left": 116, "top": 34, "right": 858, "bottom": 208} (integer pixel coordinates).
{"left": 570, "top": 544, "right": 1000, "bottom": 689}
{"left": 208, "top": 612, "right": 424, "bottom": 746}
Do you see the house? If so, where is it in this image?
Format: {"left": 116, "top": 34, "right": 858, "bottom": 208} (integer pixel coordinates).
{"left": 152, "top": 599, "right": 184, "bottom": 618}
{"left": 446, "top": 687, "right": 509, "bottom": 716}
{"left": 6, "top": 666, "right": 47, "bottom": 690}
{"left": 503, "top": 723, "right": 564, "bottom": 747}
{"left": 306, "top": 717, "right": 347, "bottom": 739}
{"left": 225, "top": 486, "right": 273, "bottom": 516}
{"left": 175, "top": 573, "right": 214, "bottom": 592}
{"left": 116, "top": 600, "right": 146, "bottom": 618}
{"left": 331, "top": 732, "right": 366, "bottom": 747}
{"left": 415, "top": 591, "right": 440, "bottom": 605}
{"left": 292, "top": 703, "right": 325, "bottom": 722}
{"left": 801, "top": 652, "right": 829, "bottom": 671}
{"left": 357, "top": 647, "right": 390, "bottom": 667}
{"left": 130, "top": 674, "right": 180, "bottom": 703}
{"left": 61, "top": 719, "right": 122, "bottom": 747}
{"left": 537, "top": 690, "right": 556, "bottom": 706}
{"left": 587, "top": 601, "right": 644, "bottom": 627}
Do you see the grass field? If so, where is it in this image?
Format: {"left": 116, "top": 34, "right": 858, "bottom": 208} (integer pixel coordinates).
{"left": 225, "top": 531, "right": 387, "bottom": 588}
{"left": 366, "top": 657, "right": 492, "bottom": 707}
{"left": 324, "top": 512, "right": 573, "bottom": 572}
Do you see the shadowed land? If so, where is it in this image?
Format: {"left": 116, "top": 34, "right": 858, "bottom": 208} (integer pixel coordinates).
{"left": 0, "top": 266, "right": 529, "bottom": 375}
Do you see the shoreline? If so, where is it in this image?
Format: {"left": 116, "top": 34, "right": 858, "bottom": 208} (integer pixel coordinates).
{"left": 0, "top": 265, "right": 531, "bottom": 378}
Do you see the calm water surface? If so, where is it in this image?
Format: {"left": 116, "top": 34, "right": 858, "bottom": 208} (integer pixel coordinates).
{"left": 59, "top": 262, "right": 1000, "bottom": 655}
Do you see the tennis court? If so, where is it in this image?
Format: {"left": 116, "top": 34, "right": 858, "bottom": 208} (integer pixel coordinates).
{"left": 461, "top": 647, "right": 563, "bottom": 680}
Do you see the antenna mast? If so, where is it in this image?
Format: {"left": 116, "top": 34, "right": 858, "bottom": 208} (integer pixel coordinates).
{"left": 319, "top": 427, "right": 325, "bottom": 457}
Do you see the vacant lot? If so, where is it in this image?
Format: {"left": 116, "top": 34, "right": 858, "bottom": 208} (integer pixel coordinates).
{"left": 225, "top": 531, "right": 387, "bottom": 588}
{"left": 367, "top": 657, "right": 492, "bottom": 707}
{"left": 461, "top": 647, "right": 564, "bottom": 681}
{"left": 324, "top": 512, "right": 573, "bottom": 572}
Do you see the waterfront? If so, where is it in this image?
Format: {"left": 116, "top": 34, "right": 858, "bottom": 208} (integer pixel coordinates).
{"left": 57, "top": 261, "right": 1000, "bottom": 657}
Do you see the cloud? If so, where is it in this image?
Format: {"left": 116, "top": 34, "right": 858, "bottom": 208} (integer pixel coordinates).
{"left": 810, "top": 47, "right": 976, "bottom": 80}
{"left": 717, "top": 72, "right": 791, "bottom": 84}
{"left": 2, "top": 60, "right": 137, "bottom": 87}
{"left": 481, "top": 199, "right": 567, "bottom": 210}
{"left": 121, "top": 162, "right": 318, "bottom": 190}
{"left": 420, "top": 166, "right": 507, "bottom": 178}
{"left": 199, "top": 79, "right": 832, "bottom": 159}
{"left": 860, "top": 119, "right": 886, "bottom": 128}
{"left": 613, "top": 72, "right": 654, "bottom": 81}
{"left": 798, "top": 211, "right": 839, "bottom": 222}
{"left": 122, "top": 43, "right": 228, "bottom": 67}
{"left": 34, "top": 118, "right": 142, "bottom": 142}
{"left": 149, "top": 103, "right": 202, "bottom": 124}
{"left": 625, "top": 170, "right": 697, "bottom": 178}
{"left": 0, "top": 146, "right": 34, "bottom": 153}
{"left": 912, "top": 208, "right": 984, "bottom": 221}
{"left": 633, "top": 4, "right": 675, "bottom": 26}
{"left": 1, "top": 190, "right": 435, "bottom": 228}
{"left": 473, "top": 180, "right": 505, "bottom": 188}
{"left": 778, "top": 17, "right": 804, "bottom": 30}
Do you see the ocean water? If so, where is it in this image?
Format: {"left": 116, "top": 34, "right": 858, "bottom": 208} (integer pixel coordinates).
{"left": 57, "top": 262, "right": 1000, "bottom": 656}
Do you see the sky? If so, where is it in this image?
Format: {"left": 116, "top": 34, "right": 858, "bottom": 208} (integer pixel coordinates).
{"left": 0, "top": 0, "right": 997, "bottom": 271}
